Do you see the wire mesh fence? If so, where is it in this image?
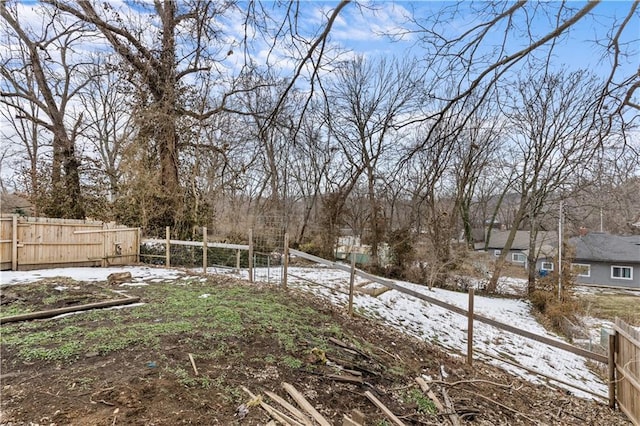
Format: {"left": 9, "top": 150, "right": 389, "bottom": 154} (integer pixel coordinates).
{"left": 139, "top": 214, "right": 287, "bottom": 281}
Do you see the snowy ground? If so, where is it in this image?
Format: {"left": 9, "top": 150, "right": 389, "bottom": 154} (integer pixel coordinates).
{"left": 1, "top": 264, "right": 631, "bottom": 401}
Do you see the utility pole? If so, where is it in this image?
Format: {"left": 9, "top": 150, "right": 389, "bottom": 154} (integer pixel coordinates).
{"left": 600, "top": 207, "right": 604, "bottom": 232}
{"left": 558, "top": 200, "right": 563, "bottom": 300}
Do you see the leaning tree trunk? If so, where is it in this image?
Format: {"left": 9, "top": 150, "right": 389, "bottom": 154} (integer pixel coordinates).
{"left": 486, "top": 203, "right": 527, "bottom": 293}
{"left": 527, "top": 226, "right": 538, "bottom": 295}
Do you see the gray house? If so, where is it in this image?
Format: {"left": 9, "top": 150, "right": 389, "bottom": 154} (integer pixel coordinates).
{"left": 474, "top": 230, "right": 556, "bottom": 272}
{"left": 569, "top": 233, "right": 640, "bottom": 289}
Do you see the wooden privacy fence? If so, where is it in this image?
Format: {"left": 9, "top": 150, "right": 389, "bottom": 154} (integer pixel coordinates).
{"left": 0, "top": 215, "right": 140, "bottom": 271}
{"left": 613, "top": 318, "right": 640, "bottom": 425}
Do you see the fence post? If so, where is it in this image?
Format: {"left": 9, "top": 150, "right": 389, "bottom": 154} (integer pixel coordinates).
{"left": 11, "top": 214, "right": 18, "bottom": 271}
{"left": 101, "top": 221, "right": 107, "bottom": 268}
{"left": 348, "top": 254, "right": 356, "bottom": 316}
{"left": 165, "top": 226, "right": 171, "bottom": 268}
{"left": 467, "top": 288, "right": 474, "bottom": 366}
{"left": 283, "top": 233, "right": 289, "bottom": 289}
{"left": 136, "top": 228, "right": 141, "bottom": 263}
{"left": 248, "top": 229, "right": 254, "bottom": 283}
{"left": 608, "top": 333, "right": 616, "bottom": 409}
{"left": 236, "top": 250, "right": 241, "bottom": 271}
{"left": 202, "top": 226, "right": 207, "bottom": 274}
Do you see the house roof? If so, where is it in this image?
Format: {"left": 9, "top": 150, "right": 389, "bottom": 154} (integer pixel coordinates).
{"left": 569, "top": 232, "right": 640, "bottom": 263}
{"left": 474, "top": 230, "right": 556, "bottom": 251}
{"left": 0, "top": 192, "right": 34, "bottom": 215}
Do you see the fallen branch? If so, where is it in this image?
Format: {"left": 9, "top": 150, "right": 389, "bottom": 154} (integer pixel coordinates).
{"left": 427, "top": 378, "right": 518, "bottom": 390}
{"left": 441, "top": 387, "right": 462, "bottom": 426}
{"left": 459, "top": 387, "right": 538, "bottom": 424}
{"left": 89, "top": 387, "right": 116, "bottom": 407}
{"left": 0, "top": 297, "right": 141, "bottom": 324}
{"left": 327, "top": 355, "right": 380, "bottom": 377}
{"left": 328, "top": 337, "right": 362, "bottom": 356}
{"left": 475, "top": 349, "right": 606, "bottom": 400}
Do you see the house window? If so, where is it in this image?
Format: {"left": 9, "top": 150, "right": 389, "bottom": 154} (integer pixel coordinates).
{"left": 494, "top": 250, "right": 501, "bottom": 256}
{"left": 541, "top": 262, "right": 554, "bottom": 271}
{"left": 611, "top": 266, "right": 633, "bottom": 280}
{"left": 511, "top": 253, "right": 526, "bottom": 263}
{"left": 571, "top": 263, "right": 591, "bottom": 277}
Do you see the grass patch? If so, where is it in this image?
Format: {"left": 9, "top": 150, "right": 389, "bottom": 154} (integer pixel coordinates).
{"left": 0, "top": 280, "right": 120, "bottom": 318}
{"left": 0, "top": 304, "right": 31, "bottom": 317}
{"left": 404, "top": 388, "right": 438, "bottom": 415}
{"left": 170, "top": 366, "right": 212, "bottom": 389}
{"left": 1, "top": 279, "right": 336, "bottom": 364}
{"left": 280, "top": 355, "right": 303, "bottom": 369}
{"left": 582, "top": 293, "right": 640, "bottom": 326}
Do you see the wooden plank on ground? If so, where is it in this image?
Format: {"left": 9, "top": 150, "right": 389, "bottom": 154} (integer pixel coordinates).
{"left": 357, "top": 286, "right": 390, "bottom": 297}
{"left": 415, "top": 377, "right": 445, "bottom": 413}
{"left": 282, "top": 382, "right": 331, "bottom": 426}
{"left": 342, "top": 415, "right": 363, "bottom": 426}
{"left": 325, "top": 374, "right": 363, "bottom": 384}
{"left": 241, "top": 386, "right": 303, "bottom": 426}
{"left": 355, "top": 281, "right": 373, "bottom": 288}
{"left": 441, "top": 387, "right": 462, "bottom": 426}
{"left": 0, "top": 297, "right": 141, "bottom": 324}
{"left": 264, "top": 391, "right": 313, "bottom": 426}
{"left": 364, "top": 391, "right": 406, "bottom": 426}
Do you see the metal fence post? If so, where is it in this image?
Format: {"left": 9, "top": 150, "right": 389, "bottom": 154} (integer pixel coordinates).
{"left": 202, "top": 226, "right": 207, "bottom": 274}
{"left": 248, "top": 229, "right": 254, "bottom": 283}
{"left": 468, "top": 288, "right": 474, "bottom": 366}
{"left": 348, "top": 254, "right": 356, "bottom": 316}
{"left": 283, "top": 233, "right": 289, "bottom": 289}
{"left": 165, "top": 226, "right": 170, "bottom": 268}
{"left": 11, "top": 214, "right": 18, "bottom": 271}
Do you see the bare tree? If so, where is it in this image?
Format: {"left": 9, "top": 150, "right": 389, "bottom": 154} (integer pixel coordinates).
{"left": 397, "top": 2, "right": 639, "bottom": 145}
{"left": 450, "top": 97, "right": 504, "bottom": 247}
{"left": 0, "top": 71, "right": 44, "bottom": 215}
{"left": 325, "top": 55, "right": 422, "bottom": 266}
{"left": 287, "top": 107, "right": 335, "bottom": 246}
{"left": 404, "top": 115, "right": 459, "bottom": 265}
{"left": 79, "top": 56, "right": 134, "bottom": 203}
{"left": 1, "top": 3, "right": 96, "bottom": 218}
{"left": 487, "top": 69, "right": 608, "bottom": 293}
{"left": 39, "top": 0, "right": 240, "bottom": 232}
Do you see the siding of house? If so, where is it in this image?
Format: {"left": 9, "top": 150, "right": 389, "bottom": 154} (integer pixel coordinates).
{"left": 573, "top": 261, "right": 640, "bottom": 289}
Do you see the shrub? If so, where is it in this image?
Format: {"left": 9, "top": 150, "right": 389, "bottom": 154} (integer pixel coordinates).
{"left": 530, "top": 263, "right": 583, "bottom": 331}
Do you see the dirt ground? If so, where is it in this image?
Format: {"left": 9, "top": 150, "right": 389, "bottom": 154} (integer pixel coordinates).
{"left": 0, "top": 273, "right": 631, "bottom": 425}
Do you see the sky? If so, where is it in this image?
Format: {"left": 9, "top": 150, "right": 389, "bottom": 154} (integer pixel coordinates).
{"left": 3, "top": 263, "right": 636, "bottom": 401}
{"left": 323, "top": 1, "right": 638, "bottom": 78}
{"left": 1, "top": 1, "right": 638, "bottom": 188}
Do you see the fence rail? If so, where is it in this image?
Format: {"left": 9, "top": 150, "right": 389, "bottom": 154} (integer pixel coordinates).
{"left": 2, "top": 223, "right": 633, "bottom": 423}
{"left": 288, "top": 248, "right": 607, "bottom": 363}
{"left": 140, "top": 227, "right": 253, "bottom": 277}
{"left": 284, "top": 246, "right": 614, "bottom": 402}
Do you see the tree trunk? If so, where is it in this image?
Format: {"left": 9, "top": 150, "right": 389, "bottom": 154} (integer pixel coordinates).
{"left": 486, "top": 203, "right": 527, "bottom": 292}
{"left": 527, "top": 227, "right": 538, "bottom": 295}
{"left": 367, "top": 170, "right": 380, "bottom": 267}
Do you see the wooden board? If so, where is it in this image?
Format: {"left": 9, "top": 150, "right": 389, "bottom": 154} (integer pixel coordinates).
{"left": 282, "top": 382, "right": 331, "bottom": 426}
